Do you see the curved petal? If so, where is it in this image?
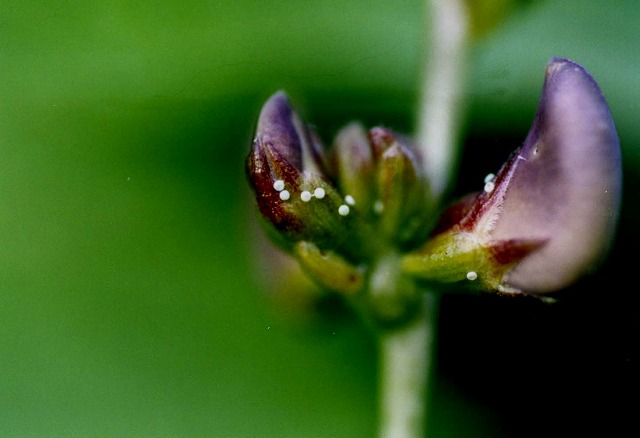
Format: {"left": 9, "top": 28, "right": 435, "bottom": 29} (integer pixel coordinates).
{"left": 492, "top": 58, "right": 622, "bottom": 293}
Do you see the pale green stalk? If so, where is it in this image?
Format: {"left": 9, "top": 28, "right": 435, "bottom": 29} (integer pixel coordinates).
{"left": 378, "top": 294, "right": 438, "bottom": 438}
{"left": 416, "top": 0, "right": 470, "bottom": 202}
{"left": 378, "top": 1, "right": 469, "bottom": 437}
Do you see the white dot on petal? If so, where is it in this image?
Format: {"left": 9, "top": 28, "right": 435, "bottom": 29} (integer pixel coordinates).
{"left": 466, "top": 271, "right": 478, "bottom": 281}
{"left": 373, "top": 200, "right": 384, "bottom": 214}
{"left": 344, "top": 195, "right": 356, "bottom": 206}
{"left": 273, "top": 180, "right": 285, "bottom": 191}
{"left": 338, "top": 205, "right": 350, "bottom": 216}
{"left": 279, "top": 190, "right": 290, "bottom": 201}
{"left": 484, "top": 181, "right": 495, "bottom": 193}
{"left": 300, "top": 191, "right": 312, "bottom": 202}
{"left": 314, "top": 188, "right": 326, "bottom": 199}
{"left": 484, "top": 173, "right": 495, "bottom": 184}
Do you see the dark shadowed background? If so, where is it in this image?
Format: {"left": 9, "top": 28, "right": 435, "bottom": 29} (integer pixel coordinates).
{"left": 1, "top": 1, "right": 638, "bottom": 436}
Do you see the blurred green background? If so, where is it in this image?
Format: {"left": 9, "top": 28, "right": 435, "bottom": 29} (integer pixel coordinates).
{"left": 1, "top": 0, "right": 638, "bottom": 436}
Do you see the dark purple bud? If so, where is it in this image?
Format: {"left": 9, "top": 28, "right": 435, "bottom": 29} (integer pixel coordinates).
{"left": 254, "top": 91, "right": 325, "bottom": 176}
{"left": 246, "top": 92, "right": 349, "bottom": 248}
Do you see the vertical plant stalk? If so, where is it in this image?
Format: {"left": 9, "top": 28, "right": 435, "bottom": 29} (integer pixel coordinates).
{"left": 378, "top": 294, "right": 438, "bottom": 438}
{"left": 378, "top": 1, "right": 469, "bottom": 437}
{"left": 416, "top": 0, "right": 469, "bottom": 201}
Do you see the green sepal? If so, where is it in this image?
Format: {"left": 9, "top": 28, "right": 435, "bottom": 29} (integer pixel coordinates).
{"left": 401, "top": 230, "right": 544, "bottom": 293}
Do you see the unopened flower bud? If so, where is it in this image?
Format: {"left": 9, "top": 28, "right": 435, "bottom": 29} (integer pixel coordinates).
{"left": 294, "top": 241, "right": 365, "bottom": 295}
{"left": 246, "top": 92, "right": 351, "bottom": 250}
{"left": 332, "top": 122, "right": 376, "bottom": 213}
{"left": 371, "top": 127, "right": 432, "bottom": 247}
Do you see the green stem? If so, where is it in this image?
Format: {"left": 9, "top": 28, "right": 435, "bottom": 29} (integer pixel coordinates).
{"left": 375, "top": 1, "right": 469, "bottom": 436}
{"left": 416, "top": 0, "right": 469, "bottom": 202}
{"left": 378, "top": 293, "right": 439, "bottom": 438}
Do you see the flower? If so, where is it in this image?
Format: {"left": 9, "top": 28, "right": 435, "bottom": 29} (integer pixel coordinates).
{"left": 402, "top": 57, "right": 622, "bottom": 294}
{"left": 247, "top": 58, "right": 621, "bottom": 299}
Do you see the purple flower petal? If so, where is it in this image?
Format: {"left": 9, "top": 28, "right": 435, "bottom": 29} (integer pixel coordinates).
{"left": 254, "top": 91, "right": 326, "bottom": 175}
{"left": 489, "top": 57, "right": 622, "bottom": 293}
{"left": 402, "top": 58, "right": 622, "bottom": 295}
